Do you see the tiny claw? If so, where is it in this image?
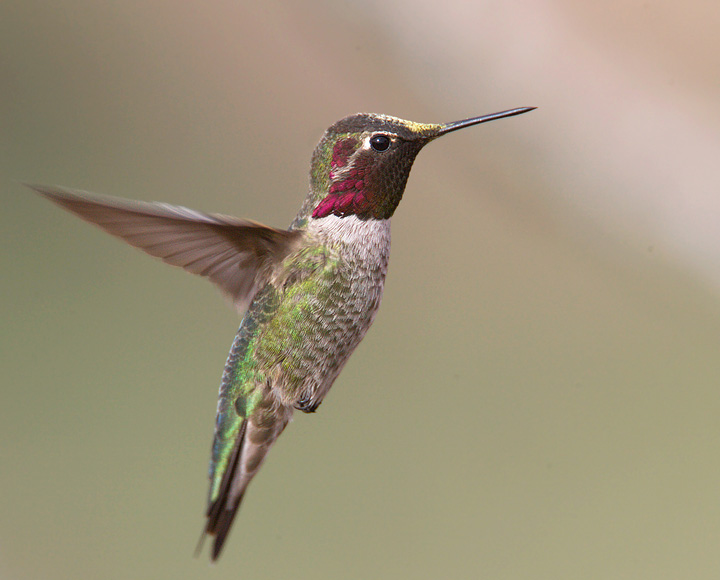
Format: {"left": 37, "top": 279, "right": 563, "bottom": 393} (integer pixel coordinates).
{"left": 295, "top": 396, "right": 321, "bottom": 413}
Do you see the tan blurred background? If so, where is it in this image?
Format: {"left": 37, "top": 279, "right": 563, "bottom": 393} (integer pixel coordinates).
{"left": 3, "top": 1, "right": 720, "bottom": 578}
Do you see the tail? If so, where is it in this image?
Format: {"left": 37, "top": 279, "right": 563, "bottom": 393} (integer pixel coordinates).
{"left": 199, "top": 410, "right": 291, "bottom": 561}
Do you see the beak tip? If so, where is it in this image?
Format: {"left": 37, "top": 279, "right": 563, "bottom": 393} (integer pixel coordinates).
{"left": 435, "top": 106, "right": 537, "bottom": 136}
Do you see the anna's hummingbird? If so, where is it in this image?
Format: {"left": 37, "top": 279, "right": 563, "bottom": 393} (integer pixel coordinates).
{"left": 29, "top": 106, "right": 534, "bottom": 560}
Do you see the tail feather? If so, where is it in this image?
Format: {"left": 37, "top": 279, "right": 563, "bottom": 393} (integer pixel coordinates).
{"left": 200, "top": 410, "right": 291, "bottom": 560}
{"left": 209, "top": 492, "right": 246, "bottom": 561}
{"left": 201, "top": 420, "right": 246, "bottom": 561}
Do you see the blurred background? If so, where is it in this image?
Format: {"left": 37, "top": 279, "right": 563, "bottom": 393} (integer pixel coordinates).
{"left": 3, "top": 1, "right": 720, "bottom": 578}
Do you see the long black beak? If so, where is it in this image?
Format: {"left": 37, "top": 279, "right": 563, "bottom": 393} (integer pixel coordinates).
{"left": 435, "top": 107, "right": 536, "bottom": 137}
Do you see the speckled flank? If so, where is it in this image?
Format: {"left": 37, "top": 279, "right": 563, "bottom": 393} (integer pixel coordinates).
{"left": 207, "top": 215, "right": 391, "bottom": 517}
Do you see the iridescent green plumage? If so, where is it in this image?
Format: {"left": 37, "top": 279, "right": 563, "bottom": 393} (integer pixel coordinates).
{"left": 204, "top": 213, "right": 391, "bottom": 557}
{"left": 29, "top": 106, "right": 535, "bottom": 562}
{"left": 207, "top": 244, "right": 344, "bottom": 506}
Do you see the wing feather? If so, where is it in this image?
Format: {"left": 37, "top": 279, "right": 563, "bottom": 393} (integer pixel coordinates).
{"left": 29, "top": 185, "right": 302, "bottom": 312}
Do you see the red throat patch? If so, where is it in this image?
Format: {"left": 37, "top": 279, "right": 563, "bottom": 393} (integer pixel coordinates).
{"left": 313, "top": 138, "right": 374, "bottom": 218}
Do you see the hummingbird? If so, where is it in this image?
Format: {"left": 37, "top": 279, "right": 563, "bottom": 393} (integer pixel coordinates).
{"left": 29, "top": 106, "right": 534, "bottom": 560}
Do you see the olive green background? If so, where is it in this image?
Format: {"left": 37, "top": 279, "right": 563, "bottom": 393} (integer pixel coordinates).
{"left": 3, "top": 1, "right": 720, "bottom": 579}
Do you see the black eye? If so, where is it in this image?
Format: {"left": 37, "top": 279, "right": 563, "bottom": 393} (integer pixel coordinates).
{"left": 370, "top": 134, "right": 391, "bottom": 152}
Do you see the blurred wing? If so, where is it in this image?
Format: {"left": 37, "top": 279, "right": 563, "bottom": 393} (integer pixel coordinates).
{"left": 29, "top": 185, "right": 301, "bottom": 312}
